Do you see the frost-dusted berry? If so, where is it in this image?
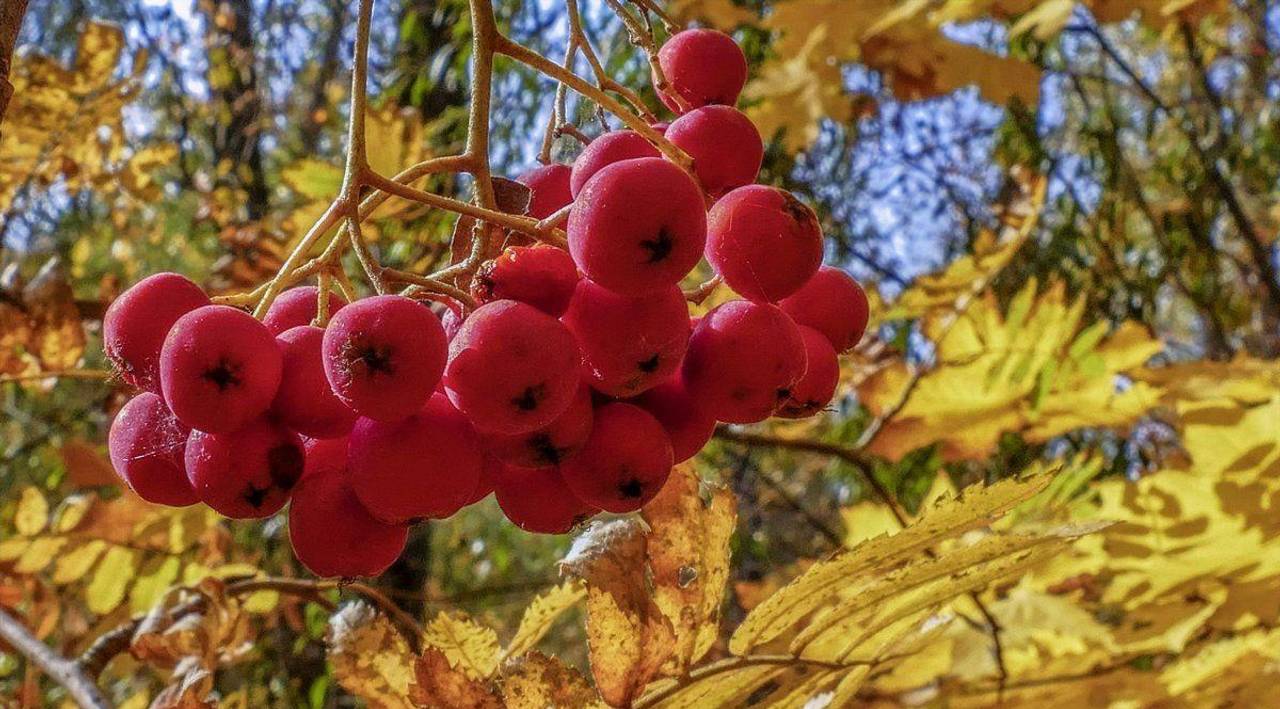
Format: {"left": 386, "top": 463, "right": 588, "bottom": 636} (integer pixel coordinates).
{"left": 682, "top": 300, "right": 807, "bottom": 423}
{"left": 569, "top": 130, "right": 660, "bottom": 197}
{"left": 560, "top": 402, "right": 673, "bottom": 513}
{"left": 347, "top": 393, "right": 484, "bottom": 524}
{"left": 262, "top": 286, "right": 348, "bottom": 335}
{"left": 103, "top": 272, "right": 210, "bottom": 393}
{"left": 778, "top": 266, "right": 870, "bottom": 353}
{"left": 272, "top": 326, "right": 357, "bottom": 439}
{"left": 561, "top": 280, "right": 690, "bottom": 397}
{"left": 322, "top": 295, "right": 447, "bottom": 422}
{"left": 655, "top": 28, "right": 748, "bottom": 113}
{"left": 494, "top": 463, "right": 596, "bottom": 534}
{"left": 107, "top": 392, "right": 198, "bottom": 506}
{"left": 666, "top": 105, "right": 762, "bottom": 196}
{"left": 471, "top": 245, "right": 580, "bottom": 317}
{"left": 289, "top": 437, "right": 407, "bottom": 578}
{"left": 444, "top": 300, "right": 581, "bottom": 435}
{"left": 483, "top": 382, "right": 592, "bottom": 468}
{"left": 160, "top": 305, "right": 282, "bottom": 434}
{"left": 706, "top": 185, "right": 823, "bottom": 303}
{"left": 633, "top": 377, "right": 716, "bottom": 463}
{"left": 184, "top": 417, "right": 304, "bottom": 519}
{"left": 776, "top": 325, "right": 840, "bottom": 419}
{"left": 568, "top": 158, "right": 706, "bottom": 296}
{"left": 516, "top": 163, "right": 573, "bottom": 219}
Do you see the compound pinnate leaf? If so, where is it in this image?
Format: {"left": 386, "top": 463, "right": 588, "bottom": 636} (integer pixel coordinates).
{"left": 500, "top": 652, "right": 605, "bottom": 709}
{"left": 409, "top": 648, "right": 502, "bottom": 708}
{"left": 421, "top": 611, "right": 501, "bottom": 681}
{"left": 327, "top": 602, "right": 417, "bottom": 709}
{"left": 503, "top": 580, "right": 586, "bottom": 660}
{"left": 14, "top": 486, "right": 48, "bottom": 536}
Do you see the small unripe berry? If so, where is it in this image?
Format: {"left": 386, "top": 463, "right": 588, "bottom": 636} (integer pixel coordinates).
{"left": 706, "top": 185, "right": 823, "bottom": 303}
{"left": 561, "top": 280, "right": 690, "bottom": 397}
{"left": 632, "top": 377, "right": 716, "bottom": 463}
{"left": 103, "top": 272, "right": 209, "bottom": 393}
{"left": 322, "top": 295, "right": 447, "bottom": 422}
{"left": 569, "top": 131, "right": 659, "bottom": 197}
{"left": 666, "top": 105, "right": 762, "bottom": 196}
{"left": 568, "top": 158, "right": 706, "bottom": 296}
{"left": 516, "top": 163, "right": 573, "bottom": 219}
{"left": 160, "top": 305, "right": 282, "bottom": 434}
{"left": 107, "top": 393, "right": 198, "bottom": 506}
{"left": 776, "top": 325, "right": 840, "bottom": 418}
{"left": 655, "top": 29, "right": 748, "bottom": 113}
{"left": 471, "top": 245, "right": 580, "bottom": 317}
{"left": 262, "top": 286, "right": 348, "bottom": 335}
{"left": 778, "top": 266, "right": 870, "bottom": 353}
{"left": 483, "top": 382, "right": 592, "bottom": 468}
{"left": 184, "top": 417, "right": 304, "bottom": 519}
{"left": 494, "top": 463, "right": 597, "bottom": 534}
{"left": 560, "top": 402, "right": 673, "bottom": 513}
{"left": 272, "top": 326, "right": 358, "bottom": 439}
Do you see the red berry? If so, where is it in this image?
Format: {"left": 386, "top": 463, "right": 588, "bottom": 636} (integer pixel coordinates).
{"left": 272, "top": 326, "right": 357, "bottom": 439}
{"left": 107, "top": 393, "right": 198, "bottom": 506}
{"left": 262, "top": 286, "right": 348, "bottom": 335}
{"left": 778, "top": 266, "right": 870, "bottom": 353}
{"left": 483, "top": 381, "right": 592, "bottom": 468}
{"left": 569, "top": 131, "right": 660, "bottom": 197}
{"left": 561, "top": 279, "right": 690, "bottom": 397}
{"left": 655, "top": 29, "right": 748, "bottom": 113}
{"left": 347, "top": 393, "right": 484, "bottom": 524}
{"left": 444, "top": 300, "right": 581, "bottom": 434}
{"left": 441, "top": 305, "right": 464, "bottom": 342}
{"left": 494, "top": 463, "right": 596, "bottom": 534}
{"left": 682, "top": 300, "right": 806, "bottom": 423}
{"left": 666, "top": 105, "right": 762, "bottom": 196}
{"left": 103, "top": 273, "right": 210, "bottom": 393}
{"left": 516, "top": 164, "right": 573, "bottom": 219}
{"left": 706, "top": 185, "right": 823, "bottom": 303}
{"left": 776, "top": 325, "right": 840, "bottom": 418}
{"left": 289, "top": 437, "right": 408, "bottom": 578}
{"left": 560, "top": 402, "right": 673, "bottom": 513}
{"left": 184, "top": 417, "right": 304, "bottom": 519}
{"left": 462, "top": 455, "right": 502, "bottom": 507}
{"left": 650, "top": 121, "right": 670, "bottom": 135}
{"left": 568, "top": 158, "right": 707, "bottom": 296}
{"left": 322, "top": 295, "right": 447, "bottom": 422}
{"left": 160, "top": 305, "right": 282, "bottom": 434}
{"left": 633, "top": 377, "right": 716, "bottom": 463}
{"left": 471, "top": 245, "right": 580, "bottom": 317}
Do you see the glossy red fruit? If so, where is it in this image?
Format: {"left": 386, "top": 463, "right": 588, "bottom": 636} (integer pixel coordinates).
{"left": 262, "top": 286, "right": 348, "bottom": 335}
{"left": 103, "top": 272, "right": 210, "bottom": 393}
{"left": 289, "top": 437, "right": 408, "bottom": 578}
{"left": 561, "top": 402, "right": 673, "bottom": 513}
{"left": 633, "top": 377, "right": 716, "bottom": 463}
{"left": 562, "top": 279, "right": 690, "bottom": 397}
{"left": 160, "top": 305, "right": 282, "bottom": 434}
{"left": 655, "top": 28, "right": 748, "bottom": 113}
{"left": 347, "top": 393, "right": 484, "bottom": 524}
{"left": 462, "top": 455, "right": 502, "bottom": 507}
{"left": 483, "top": 382, "right": 592, "bottom": 468}
{"left": 494, "top": 463, "right": 596, "bottom": 534}
{"left": 441, "top": 305, "right": 464, "bottom": 342}
{"left": 516, "top": 163, "right": 573, "bottom": 219}
{"left": 272, "top": 326, "right": 357, "bottom": 439}
{"left": 184, "top": 417, "right": 304, "bottom": 519}
{"left": 569, "top": 131, "right": 660, "bottom": 197}
{"left": 445, "top": 300, "right": 581, "bottom": 435}
{"left": 706, "top": 185, "right": 823, "bottom": 303}
{"left": 568, "top": 158, "right": 706, "bottom": 296}
{"left": 778, "top": 266, "right": 870, "bottom": 353}
{"left": 108, "top": 393, "right": 198, "bottom": 506}
{"left": 666, "top": 105, "right": 762, "bottom": 196}
{"left": 682, "top": 300, "right": 807, "bottom": 423}
{"left": 776, "top": 326, "right": 840, "bottom": 418}
{"left": 322, "top": 295, "right": 447, "bottom": 422}
{"left": 471, "top": 245, "right": 580, "bottom": 317}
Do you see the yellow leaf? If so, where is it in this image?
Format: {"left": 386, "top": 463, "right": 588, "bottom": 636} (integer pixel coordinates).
{"left": 16, "top": 537, "right": 68, "bottom": 574}
{"left": 327, "top": 602, "right": 416, "bottom": 709}
{"left": 52, "top": 539, "right": 107, "bottom": 584}
{"left": 421, "top": 611, "right": 501, "bottom": 681}
{"left": 130, "top": 556, "right": 183, "bottom": 613}
{"left": 410, "top": 648, "right": 502, "bottom": 708}
{"left": 14, "top": 487, "right": 48, "bottom": 536}
{"left": 280, "top": 158, "right": 343, "bottom": 202}
{"left": 86, "top": 546, "right": 138, "bottom": 615}
{"left": 500, "top": 652, "right": 604, "bottom": 709}
{"left": 503, "top": 581, "right": 585, "bottom": 660}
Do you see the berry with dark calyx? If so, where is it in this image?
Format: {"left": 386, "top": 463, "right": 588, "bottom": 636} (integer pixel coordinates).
{"left": 483, "top": 382, "right": 592, "bottom": 468}
{"left": 560, "top": 402, "right": 673, "bottom": 513}
{"left": 107, "top": 392, "right": 198, "bottom": 506}
{"left": 471, "top": 244, "right": 580, "bottom": 317}
{"left": 445, "top": 300, "right": 581, "bottom": 435}
{"left": 516, "top": 163, "right": 573, "bottom": 219}
{"left": 706, "top": 185, "right": 823, "bottom": 303}
{"left": 778, "top": 266, "right": 870, "bottom": 353}
{"left": 775, "top": 325, "right": 840, "bottom": 419}
{"left": 666, "top": 105, "right": 762, "bottom": 197}
{"left": 347, "top": 393, "right": 484, "bottom": 524}
{"left": 103, "top": 272, "right": 210, "bottom": 393}
{"left": 160, "top": 305, "right": 282, "bottom": 434}
{"left": 262, "top": 286, "right": 348, "bottom": 335}
{"left": 322, "top": 295, "right": 447, "bottom": 422}
{"left": 633, "top": 377, "right": 716, "bottom": 464}
{"left": 561, "top": 279, "right": 690, "bottom": 397}
{"left": 494, "top": 463, "right": 597, "bottom": 534}
{"left": 569, "top": 130, "right": 659, "bottom": 197}
{"left": 682, "top": 300, "right": 807, "bottom": 424}
{"left": 289, "top": 437, "right": 408, "bottom": 578}
{"left": 272, "top": 326, "right": 357, "bottom": 439}
{"left": 568, "top": 158, "right": 707, "bottom": 296}
{"left": 655, "top": 28, "right": 748, "bottom": 113}
{"left": 184, "top": 417, "right": 304, "bottom": 519}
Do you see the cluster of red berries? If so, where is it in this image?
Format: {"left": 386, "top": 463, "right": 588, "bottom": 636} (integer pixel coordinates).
{"left": 103, "top": 29, "right": 870, "bottom": 579}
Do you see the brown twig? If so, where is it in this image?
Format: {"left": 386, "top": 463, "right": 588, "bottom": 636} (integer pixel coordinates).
{"left": 0, "top": 0, "right": 30, "bottom": 123}
{"left": 0, "top": 607, "right": 110, "bottom": 709}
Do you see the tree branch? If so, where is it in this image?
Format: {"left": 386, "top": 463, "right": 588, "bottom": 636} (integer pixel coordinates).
{"left": 0, "top": 607, "right": 109, "bottom": 709}
{"left": 0, "top": 0, "right": 30, "bottom": 123}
